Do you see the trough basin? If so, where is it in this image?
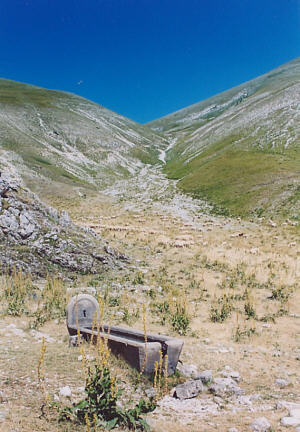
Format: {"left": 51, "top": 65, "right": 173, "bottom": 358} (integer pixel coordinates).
{"left": 67, "top": 294, "right": 183, "bottom": 375}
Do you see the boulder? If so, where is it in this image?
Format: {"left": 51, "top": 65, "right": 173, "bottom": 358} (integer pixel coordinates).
{"left": 209, "top": 377, "right": 243, "bottom": 397}
{"left": 173, "top": 379, "right": 204, "bottom": 400}
{"left": 250, "top": 417, "right": 271, "bottom": 432}
{"left": 275, "top": 378, "right": 289, "bottom": 388}
{"left": 0, "top": 174, "right": 124, "bottom": 275}
{"left": 59, "top": 386, "right": 72, "bottom": 398}
{"left": 197, "top": 369, "right": 213, "bottom": 384}
{"left": 281, "top": 417, "right": 300, "bottom": 427}
{"left": 177, "top": 363, "right": 199, "bottom": 378}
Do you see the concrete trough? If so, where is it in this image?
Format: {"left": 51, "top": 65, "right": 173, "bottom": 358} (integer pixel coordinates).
{"left": 67, "top": 294, "right": 183, "bottom": 375}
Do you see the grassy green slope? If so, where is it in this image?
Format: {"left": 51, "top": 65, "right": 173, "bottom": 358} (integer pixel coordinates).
{"left": 0, "top": 79, "right": 167, "bottom": 193}
{"left": 149, "top": 58, "right": 300, "bottom": 218}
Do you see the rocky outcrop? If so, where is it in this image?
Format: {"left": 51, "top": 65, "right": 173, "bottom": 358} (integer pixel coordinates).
{"left": 0, "top": 175, "right": 128, "bottom": 275}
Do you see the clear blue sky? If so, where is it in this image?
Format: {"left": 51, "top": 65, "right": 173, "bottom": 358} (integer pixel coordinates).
{"left": 0, "top": 0, "right": 299, "bottom": 123}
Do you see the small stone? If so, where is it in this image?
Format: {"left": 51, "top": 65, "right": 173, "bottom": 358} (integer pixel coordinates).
{"left": 228, "top": 428, "right": 238, "bottom": 432}
{"left": 69, "top": 335, "right": 84, "bottom": 347}
{"left": 0, "top": 391, "right": 6, "bottom": 403}
{"left": 289, "top": 409, "right": 300, "bottom": 418}
{"left": 275, "top": 378, "right": 289, "bottom": 388}
{"left": 173, "top": 379, "right": 204, "bottom": 400}
{"left": 209, "top": 377, "right": 243, "bottom": 397}
{"left": 0, "top": 410, "right": 7, "bottom": 422}
{"left": 78, "top": 354, "right": 94, "bottom": 362}
{"left": 197, "top": 369, "right": 213, "bottom": 384}
{"left": 250, "top": 417, "right": 271, "bottom": 432}
{"left": 177, "top": 363, "right": 199, "bottom": 378}
{"left": 213, "top": 396, "right": 224, "bottom": 406}
{"left": 281, "top": 417, "right": 300, "bottom": 427}
{"left": 145, "top": 387, "right": 157, "bottom": 398}
{"left": 59, "top": 386, "right": 72, "bottom": 398}
{"left": 230, "top": 371, "right": 241, "bottom": 382}
{"left": 277, "top": 401, "right": 300, "bottom": 411}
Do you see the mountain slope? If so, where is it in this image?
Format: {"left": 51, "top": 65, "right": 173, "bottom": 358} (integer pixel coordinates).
{"left": 0, "top": 79, "right": 167, "bottom": 196}
{"left": 148, "top": 58, "right": 300, "bottom": 218}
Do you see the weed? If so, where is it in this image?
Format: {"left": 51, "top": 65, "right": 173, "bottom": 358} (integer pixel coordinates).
{"left": 108, "top": 296, "right": 120, "bottom": 307}
{"left": 270, "top": 285, "right": 291, "bottom": 303}
{"left": 233, "top": 324, "right": 256, "bottom": 342}
{"left": 31, "top": 277, "right": 66, "bottom": 328}
{"left": 210, "top": 294, "right": 233, "bottom": 323}
{"left": 60, "top": 363, "right": 155, "bottom": 431}
{"left": 170, "top": 304, "right": 190, "bottom": 335}
{"left": 133, "top": 271, "right": 145, "bottom": 285}
{"left": 3, "top": 269, "right": 34, "bottom": 316}
{"left": 244, "top": 301, "right": 257, "bottom": 319}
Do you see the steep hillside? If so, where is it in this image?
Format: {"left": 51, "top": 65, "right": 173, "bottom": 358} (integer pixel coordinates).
{"left": 0, "top": 174, "right": 127, "bottom": 275}
{"left": 0, "top": 79, "right": 167, "bottom": 196}
{"left": 149, "top": 58, "right": 300, "bottom": 218}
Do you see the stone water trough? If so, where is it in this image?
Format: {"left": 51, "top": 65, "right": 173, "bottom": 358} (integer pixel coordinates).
{"left": 67, "top": 294, "right": 184, "bottom": 375}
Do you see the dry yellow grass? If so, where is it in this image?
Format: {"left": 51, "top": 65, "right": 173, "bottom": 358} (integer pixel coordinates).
{"left": 0, "top": 195, "right": 299, "bottom": 431}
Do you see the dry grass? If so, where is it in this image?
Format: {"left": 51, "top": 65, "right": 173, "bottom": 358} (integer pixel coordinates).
{"left": 0, "top": 196, "right": 299, "bottom": 431}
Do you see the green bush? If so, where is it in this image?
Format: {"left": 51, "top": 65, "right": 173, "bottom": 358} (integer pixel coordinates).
{"left": 59, "top": 363, "right": 156, "bottom": 431}
{"left": 170, "top": 304, "right": 190, "bottom": 335}
{"left": 210, "top": 295, "right": 233, "bottom": 323}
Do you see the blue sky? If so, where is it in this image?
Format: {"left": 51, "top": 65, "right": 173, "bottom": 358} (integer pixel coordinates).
{"left": 0, "top": 0, "right": 299, "bottom": 122}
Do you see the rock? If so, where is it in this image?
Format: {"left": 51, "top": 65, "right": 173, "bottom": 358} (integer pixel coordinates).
{"left": 60, "top": 210, "right": 71, "bottom": 226}
{"left": 104, "top": 245, "right": 129, "bottom": 261}
{"left": 275, "top": 378, "right": 289, "bottom": 388}
{"left": 213, "top": 396, "right": 225, "bottom": 406}
{"left": 0, "top": 410, "right": 7, "bottom": 422}
{"left": 145, "top": 387, "right": 157, "bottom": 398}
{"left": 0, "top": 174, "right": 124, "bottom": 275}
{"left": 289, "top": 409, "right": 300, "bottom": 418}
{"left": 281, "top": 417, "right": 300, "bottom": 427}
{"left": 173, "top": 379, "right": 204, "bottom": 400}
{"left": 156, "top": 395, "right": 219, "bottom": 419}
{"left": 5, "top": 324, "right": 27, "bottom": 338}
{"left": 230, "top": 371, "right": 241, "bottom": 382}
{"left": 268, "top": 219, "right": 277, "bottom": 228}
{"left": 19, "top": 211, "right": 36, "bottom": 239}
{"left": 59, "top": 386, "right": 72, "bottom": 398}
{"left": 0, "top": 391, "right": 7, "bottom": 403}
{"left": 220, "top": 369, "right": 241, "bottom": 382}
{"left": 177, "top": 363, "right": 199, "bottom": 378}
{"left": 250, "top": 417, "right": 271, "bottom": 432}
{"left": 228, "top": 428, "right": 238, "bottom": 432}
{"left": 277, "top": 401, "right": 300, "bottom": 411}
{"left": 78, "top": 354, "right": 94, "bottom": 362}
{"left": 197, "top": 369, "right": 213, "bottom": 384}
{"left": 209, "top": 377, "right": 243, "bottom": 397}
{"left": 30, "top": 330, "right": 55, "bottom": 343}
{"left": 0, "top": 211, "right": 19, "bottom": 233}
{"left": 69, "top": 335, "right": 85, "bottom": 347}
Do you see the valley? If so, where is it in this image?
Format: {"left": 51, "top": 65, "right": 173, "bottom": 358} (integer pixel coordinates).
{"left": 0, "top": 57, "right": 299, "bottom": 432}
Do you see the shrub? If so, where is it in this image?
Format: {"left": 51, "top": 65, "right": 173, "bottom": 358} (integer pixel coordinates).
{"left": 233, "top": 324, "right": 256, "bottom": 342}
{"left": 244, "top": 301, "right": 257, "bottom": 319}
{"left": 170, "top": 304, "right": 190, "bottom": 335}
{"left": 270, "top": 285, "right": 290, "bottom": 303}
{"left": 210, "top": 295, "right": 233, "bottom": 323}
{"left": 59, "top": 357, "right": 156, "bottom": 430}
{"left": 3, "top": 269, "right": 34, "bottom": 316}
{"left": 31, "top": 277, "right": 66, "bottom": 328}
